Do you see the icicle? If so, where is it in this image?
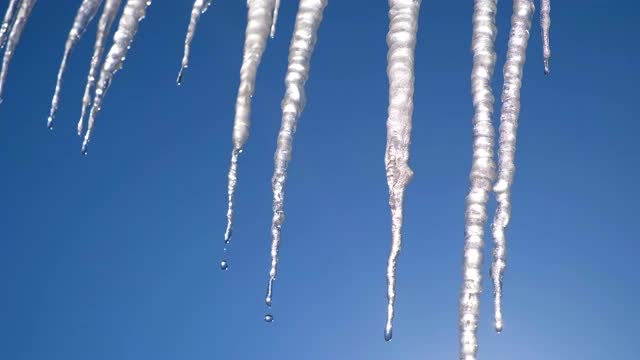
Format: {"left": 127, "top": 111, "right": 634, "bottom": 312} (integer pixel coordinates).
{"left": 176, "top": 0, "right": 212, "bottom": 85}
{"left": 383, "top": 0, "right": 421, "bottom": 342}
{"left": 81, "top": 0, "right": 151, "bottom": 154}
{"left": 269, "top": 0, "right": 280, "bottom": 38}
{"left": 223, "top": 0, "right": 276, "bottom": 249}
{"left": 460, "top": 1, "right": 498, "bottom": 358}
{"left": 0, "top": 0, "right": 20, "bottom": 48}
{"left": 77, "top": 0, "right": 123, "bottom": 136}
{"left": 47, "top": 0, "right": 103, "bottom": 129}
{"left": 265, "top": 0, "right": 328, "bottom": 310}
{"left": 0, "top": 0, "right": 36, "bottom": 104}
{"left": 491, "top": 0, "right": 534, "bottom": 335}
{"left": 541, "top": 0, "right": 550, "bottom": 75}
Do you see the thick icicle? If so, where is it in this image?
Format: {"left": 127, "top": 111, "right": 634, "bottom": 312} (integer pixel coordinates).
{"left": 265, "top": 0, "right": 328, "bottom": 309}
{"left": 0, "top": 0, "right": 36, "bottom": 104}
{"left": 541, "top": 0, "right": 550, "bottom": 75}
{"left": 77, "top": 0, "right": 123, "bottom": 136}
{"left": 383, "top": 0, "right": 420, "bottom": 342}
{"left": 176, "top": 0, "right": 212, "bottom": 85}
{"left": 81, "top": 0, "right": 151, "bottom": 154}
{"left": 0, "top": 0, "right": 20, "bottom": 48}
{"left": 47, "top": 0, "right": 103, "bottom": 129}
{"left": 460, "top": 1, "right": 498, "bottom": 359}
{"left": 223, "top": 0, "right": 276, "bottom": 247}
{"left": 491, "top": 0, "right": 534, "bottom": 334}
{"left": 269, "top": 0, "right": 280, "bottom": 38}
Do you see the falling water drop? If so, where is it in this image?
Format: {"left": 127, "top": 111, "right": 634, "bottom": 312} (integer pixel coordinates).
{"left": 220, "top": 260, "right": 229, "bottom": 270}
{"left": 264, "top": 314, "right": 273, "bottom": 323}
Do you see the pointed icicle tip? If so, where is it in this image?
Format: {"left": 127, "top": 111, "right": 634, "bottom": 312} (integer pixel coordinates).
{"left": 384, "top": 327, "right": 393, "bottom": 342}
{"left": 543, "top": 59, "right": 550, "bottom": 76}
{"left": 176, "top": 65, "right": 186, "bottom": 85}
{"left": 47, "top": 116, "right": 54, "bottom": 130}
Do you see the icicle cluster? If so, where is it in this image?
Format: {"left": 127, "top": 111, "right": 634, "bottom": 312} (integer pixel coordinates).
{"left": 541, "top": 0, "right": 550, "bottom": 75}
{"left": 0, "top": 0, "right": 36, "bottom": 104}
{"left": 460, "top": 0, "right": 498, "bottom": 358}
{"left": 177, "top": 0, "right": 212, "bottom": 85}
{"left": 47, "top": 0, "right": 103, "bottom": 129}
{"left": 265, "top": 0, "right": 328, "bottom": 310}
{"left": 82, "top": 0, "right": 151, "bottom": 154}
{"left": 383, "top": 0, "right": 421, "bottom": 342}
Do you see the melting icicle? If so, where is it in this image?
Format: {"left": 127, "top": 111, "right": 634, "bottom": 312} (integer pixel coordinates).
{"left": 383, "top": 0, "right": 421, "bottom": 342}
{"left": 82, "top": 0, "right": 151, "bottom": 154}
{"left": 541, "top": 0, "right": 550, "bottom": 75}
{"left": 0, "top": 0, "right": 36, "bottom": 104}
{"left": 223, "top": 0, "right": 276, "bottom": 248}
{"left": 47, "top": 0, "right": 103, "bottom": 129}
{"left": 77, "top": 0, "right": 123, "bottom": 136}
{"left": 460, "top": 0, "right": 498, "bottom": 358}
{"left": 265, "top": 0, "right": 328, "bottom": 309}
{"left": 491, "top": 0, "right": 534, "bottom": 335}
{"left": 0, "top": 0, "right": 20, "bottom": 48}
{"left": 269, "top": 0, "right": 280, "bottom": 38}
{"left": 177, "top": 0, "right": 212, "bottom": 85}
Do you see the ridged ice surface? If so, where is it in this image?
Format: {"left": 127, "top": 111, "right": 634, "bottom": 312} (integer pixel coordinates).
{"left": 78, "top": 0, "right": 123, "bottom": 136}
{"left": 223, "top": 0, "right": 276, "bottom": 247}
{"left": 82, "top": 0, "right": 151, "bottom": 154}
{"left": 266, "top": 0, "right": 328, "bottom": 309}
{"left": 460, "top": 1, "right": 498, "bottom": 359}
{"left": 491, "top": 0, "right": 534, "bottom": 336}
{"left": 47, "top": 0, "right": 103, "bottom": 129}
{"left": 383, "top": 0, "right": 421, "bottom": 343}
{"left": 541, "top": 0, "right": 550, "bottom": 75}
{"left": 0, "top": 0, "right": 36, "bottom": 104}
{"left": 177, "top": 0, "right": 212, "bottom": 85}
{"left": 0, "top": 0, "right": 20, "bottom": 48}
{"left": 269, "top": 0, "right": 280, "bottom": 38}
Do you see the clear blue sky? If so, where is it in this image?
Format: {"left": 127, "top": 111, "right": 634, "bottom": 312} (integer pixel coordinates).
{"left": 1, "top": 1, "right": 638, "bottom": 359}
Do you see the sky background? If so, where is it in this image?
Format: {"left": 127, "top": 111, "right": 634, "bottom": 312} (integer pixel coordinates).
{"left": 1, "top": 1, "right": 639, "bottom": 359}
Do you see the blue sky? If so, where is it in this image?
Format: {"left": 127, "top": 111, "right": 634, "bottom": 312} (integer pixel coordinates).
{"left": 1, "top": 1, "right": 638, "bottom": 359}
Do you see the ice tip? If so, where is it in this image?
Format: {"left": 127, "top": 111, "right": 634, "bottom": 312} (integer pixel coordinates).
{"left": 543, "top": 59, "right": 551, "bottom": 76}
{"left": 176, "top": 66, "right": 186, "bottom": 85}
{"left": 265, "top": 296, "right": 272, "bottom": 307}
{"left": 81, "top": 143, "right": 89, "bottom": 156}
{"left": 47, "top": 117, "right": 54, "bottom": 130}
{"left": 384, "top": 327, "right": 393, "bottom": 342}
{"left": 495, "top": 320, "right": 503, "bottom": 333}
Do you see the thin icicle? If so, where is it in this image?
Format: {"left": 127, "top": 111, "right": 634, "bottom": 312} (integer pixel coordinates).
{"left": 460, "top": 1, "right": 498, "bottom": 359}
{"left": 0, "top": 0, "right": 36, "bottom": 104}
{"left": 269, "top": 0, "right": 280, "bottom": 38}
{"left": 383, "top": 0, "right": 420, "bottom": 342}
{"left": 47, "top": 0, "right": 103, "bottom": 129}
{"left": 491, "top": 0, "right": 534, "bottom": 335}
{"left": 176, "top": 0, "right": 212, "bottom": 85}
{"left": 77, "top": 0, "right": 123, "bottom": 136}
{"left": 223, "top": 0, "right": 276, "bottom": 247}
{"left": 0, "top": 0, "right": 20, "bottom": 48}
{"left": 541, "top": 0, "right": 550, "bottom": 75}
{"left": 266, "top": 0, "right": 328, "bottom": 309}
{"left": 81, "top": 0, "right": 151, "bottom": 154}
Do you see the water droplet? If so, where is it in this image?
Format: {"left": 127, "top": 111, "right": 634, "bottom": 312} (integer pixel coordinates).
{"left": 384, "top": 328, "right": 393, "bottom": 342}
{"left": 220, "top": 260, "right": 228, "bottom": 270}
{"left": 495, "top": 321, "right": 503, "bottom": 334}
{"left": 264, "top": 314, "right": 273, "bottom": 323}
{"left": 265, "top": 296, "right": 272, "bottom": 307}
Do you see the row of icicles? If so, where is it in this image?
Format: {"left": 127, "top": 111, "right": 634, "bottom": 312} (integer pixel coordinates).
{"left": 0, "top": 0, "right": 551, "bottom": 359}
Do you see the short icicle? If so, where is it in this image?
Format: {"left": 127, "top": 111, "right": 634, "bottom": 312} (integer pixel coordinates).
{"left": 266, "top": 0, "right": 328, "bottom": 312}
{"left": 47, "top": 0, "right": 103, "bottom": 129}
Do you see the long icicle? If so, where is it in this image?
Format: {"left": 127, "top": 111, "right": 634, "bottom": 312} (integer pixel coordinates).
{"left": 541, "top": 0, "right": 550, "bottom": 75}
{"left": 176, "top": 0, "right": 212, "bottom": 85}
{"left": 47, "top": 0, "right": 103, "bottom": 129}
{"left": 265, "top": 0, "right": 328, "bottom": 312}
{"left": 0, "top": 0, "right": 20, "bottom": 48}
{"left": 0, "top": 0, "right": 36, "bottom": 104}
{"left": 81, "top": 0, "right": 151, "bottom": 154}
{"left": 222, "top": 0, "right": 276, "bottom": 252}
{"left": 383, "top": 0, "right": 421, "bottom": 342}
{"left": 491, "top": 0, "right": 534, "bottom": 334}
{"left": 269, "top": 0, "right": 280, "bottom": 38}
{"left": 460, "top": 0, "right": 498, "bottom": 358}
{"left": 77, "top": 0, "right": 123, "bottom": 136}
